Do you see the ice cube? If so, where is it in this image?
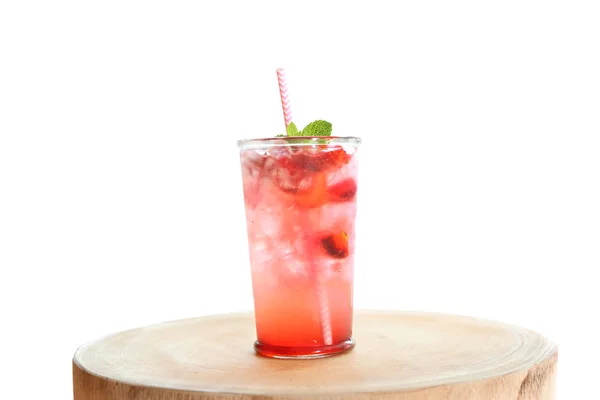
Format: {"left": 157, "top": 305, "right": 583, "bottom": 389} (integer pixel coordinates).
{"left": 282, "top": 256, "right": 309, "bottom": 277}
{"left": 241, "top": 170, "right": 262, "bottom": 209}
{"left": 310, "top": 202, "right": 357, "bottom": 232}
{"left": 268, "top": 158, "right": 314, "bottom": 193}
{"left": 257, "top": 209, "right": 281, "bottom": 237}
{"left": 265, "top": 139, "right": 292, "bottom": 160}
{"left": 248, "top": 238, "right": 272, "bottom": 271}
{"left": 326, "top": 153, "right": 358, "bottom": 186}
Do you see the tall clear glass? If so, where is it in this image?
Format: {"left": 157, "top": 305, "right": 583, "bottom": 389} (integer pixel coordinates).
{"left": 238, "top": 136, "right": 360, "bottom": 359}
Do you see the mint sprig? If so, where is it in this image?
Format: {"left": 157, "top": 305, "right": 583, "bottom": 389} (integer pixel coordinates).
{"left": 278, "top": 120, "right": 333, "bottom": 137}
{"left": 301, "top": 120, "right": 332, "bottom": 137}
{"left": 286, "top": 122, "right": 300, "bottom": 136}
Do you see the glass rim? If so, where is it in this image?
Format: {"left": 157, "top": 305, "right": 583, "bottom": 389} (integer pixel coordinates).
{"left": 237, "top": 136, "right": 361, "bottom": 150}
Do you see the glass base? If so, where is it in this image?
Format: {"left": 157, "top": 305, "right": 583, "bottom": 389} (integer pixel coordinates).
{"left": 254, "top": 338, "right": 355, "bottom": 359}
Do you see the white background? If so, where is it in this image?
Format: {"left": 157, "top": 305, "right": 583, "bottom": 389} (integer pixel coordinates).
{"left": 1, "top": 1, "right": 599, "bottom": 398}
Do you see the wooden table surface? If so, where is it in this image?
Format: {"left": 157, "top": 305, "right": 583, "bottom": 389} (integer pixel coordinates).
{"left": 73, "top": 310, "right": 557, "bottom": 400}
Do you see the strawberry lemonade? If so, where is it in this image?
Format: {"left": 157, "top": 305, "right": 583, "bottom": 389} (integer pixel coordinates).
{"left": 239, "top": 133, "right": 360, "bottom": 358}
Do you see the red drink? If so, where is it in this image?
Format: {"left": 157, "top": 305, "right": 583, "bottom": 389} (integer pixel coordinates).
{"left": 238, "top": 136, "right": 360, "bottom": 358}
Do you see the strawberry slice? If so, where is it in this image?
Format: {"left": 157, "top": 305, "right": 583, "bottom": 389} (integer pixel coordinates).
{"left": 328, "top": 179, "right": 357, "bottom": 202}
{"left": 321, "top": 231, "right": 349, "bottom": 258}
{"left": 293, "top": 146, "right": 350, "bottom": 172}
{"left": 294, "top": 172, "right": 328, "bottom": 208}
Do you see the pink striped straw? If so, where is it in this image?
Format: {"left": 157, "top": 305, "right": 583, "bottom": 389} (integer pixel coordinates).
{"left": 316, "top": 269, "right": 333, "bottom": 345}
{"left": 276, "top": 68, "right": 332, "bottom": 346}
{"left": 299, "top": 210, "right": 333, "bottom": 347}
{"left": 276, "top": 68, "right": 293, "bottom": 128}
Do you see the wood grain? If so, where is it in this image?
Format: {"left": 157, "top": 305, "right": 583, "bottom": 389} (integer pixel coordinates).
{"left": 73, "top": 310, "right": 557, "bottom": 400}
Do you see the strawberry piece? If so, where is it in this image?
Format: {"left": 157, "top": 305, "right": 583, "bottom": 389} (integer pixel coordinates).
{"left": 294, "top": 172, "right": 328, "bottom": 208}
{"left": 293, "top": 147, "right": 350, "bottom": 172}
{"left": 321, "top": 231, "right": 349, "bottom": 259}
{"left": 328, "top": 179, "right": 357, "bottom": 202}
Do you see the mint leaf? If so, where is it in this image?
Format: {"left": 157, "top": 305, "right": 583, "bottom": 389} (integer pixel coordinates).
{"left": 301, "top": 120, "right": 332, "bottom": 137}
{"left": 276, "top": 134, "right": 286, "bottom": 137}
{"left": 286, "top": 122, "right": 300, "bottom": 136}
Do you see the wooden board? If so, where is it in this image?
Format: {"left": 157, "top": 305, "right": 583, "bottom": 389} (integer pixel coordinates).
{"left": 73, "top": 310, "right": 557, "bottom": 399}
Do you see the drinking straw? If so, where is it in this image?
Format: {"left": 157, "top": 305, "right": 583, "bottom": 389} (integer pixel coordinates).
{"left": 276, "top": 68, "right": 293, "bottom": 128}
{"left": 299, "top": 212, "right": 334, "bottom": 346}
{"left": 316, "top": 269, "right": 333, "bottom": 346}
{"left": 276, "top": 67, "right": 333, "bottom": 346}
